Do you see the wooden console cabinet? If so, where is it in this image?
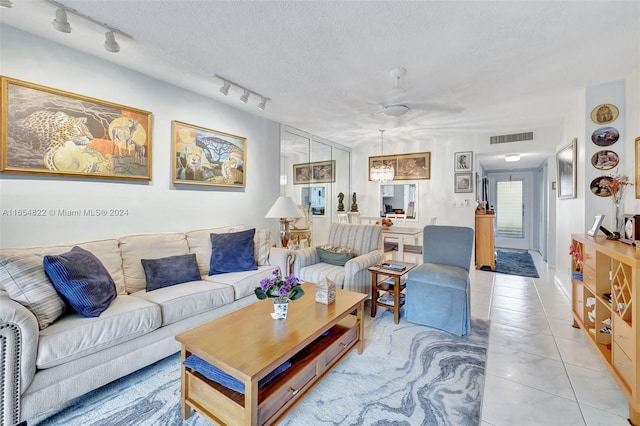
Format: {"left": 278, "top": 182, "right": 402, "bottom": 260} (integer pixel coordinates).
{"left": 475, "top": 213, "right": 495, "bottom": 270}
{"left": 571, "top": 234, "right": 640, "bottom": 424}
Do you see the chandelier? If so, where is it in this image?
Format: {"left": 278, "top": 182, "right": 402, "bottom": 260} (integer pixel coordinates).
{"left": 370, "top": 129, "right": 395, "bottom": 183}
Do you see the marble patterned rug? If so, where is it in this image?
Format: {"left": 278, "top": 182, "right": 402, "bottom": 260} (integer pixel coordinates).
{"left": 32, "top": 313, "right": 490, "bottom": 426}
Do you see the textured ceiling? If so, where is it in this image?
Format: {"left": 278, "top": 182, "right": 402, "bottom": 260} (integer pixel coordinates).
{"left": 1, "top": 1, "right": 639, "bottom": 170}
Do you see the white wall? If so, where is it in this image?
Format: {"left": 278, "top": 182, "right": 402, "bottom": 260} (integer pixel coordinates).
{"left": 0, "top": 26, "right": 281, "bottom": 248}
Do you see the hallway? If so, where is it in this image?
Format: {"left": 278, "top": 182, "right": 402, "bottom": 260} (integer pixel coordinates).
{"left": 472, "top": 253, "right": 629, "bottom": 425}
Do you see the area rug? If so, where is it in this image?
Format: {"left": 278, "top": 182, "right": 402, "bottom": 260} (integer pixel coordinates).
{"left": 493, "top": 249, "right": 539, "bottom": 278}
{"left": 31, "top": 313, "right": 490, "bottom": 426}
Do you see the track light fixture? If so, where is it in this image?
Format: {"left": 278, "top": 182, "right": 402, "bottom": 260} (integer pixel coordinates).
{"left": 0, "top": 0, "right": 13, "bottom": 9}
{"left": 215, "top": 74, "right": 270, "bottom": 111}
{"left": 219, "top": 80, "right": 230, "bottom": 96}
{"left": 104, "top": 31, "right": 120, "bottom": 53}
{"left": 240, "top": 89, "right": 250, "bottom": 104}
{"left": 52, "top": 9, "right": 71, "bottom": 33}
{"left": 44, "top": 0, "right": 133, "bottom": 52}
{"left": 258, "top": 97, "right": 267, "bottom": 110}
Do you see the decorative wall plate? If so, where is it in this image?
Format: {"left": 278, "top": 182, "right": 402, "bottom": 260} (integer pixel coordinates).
{"left": 590, "top": 104, "right": 619, "bottom": 125}
{"left": 591, "top": 150, "right": 619, "bottom": 170}
{"left": 590, "top": 176, "right": 612, "bottom": 197}
{"left": 591, "top": 126, "right": 619, "bottom": 146}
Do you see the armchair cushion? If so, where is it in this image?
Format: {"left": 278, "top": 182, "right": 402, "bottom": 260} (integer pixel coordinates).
{"left": 316, "top": 245, "right": 356, "bottom": 266}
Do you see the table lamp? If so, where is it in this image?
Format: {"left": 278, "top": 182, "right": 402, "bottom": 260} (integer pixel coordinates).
{"left": 265, "top": 196, "right": 304, "bottom": 248}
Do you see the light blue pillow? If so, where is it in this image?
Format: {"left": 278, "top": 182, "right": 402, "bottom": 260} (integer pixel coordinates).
{"left": 43, "top": 246, "right": 116, "bottom": 318}
{"left": 141, "top": 253, "right": 201, "bottom": 292}
{"left": 209, "top": 228, "right": 258, "bottom": 275}
{"left": 317, "top": 247, "right": 356, "bottom": 266}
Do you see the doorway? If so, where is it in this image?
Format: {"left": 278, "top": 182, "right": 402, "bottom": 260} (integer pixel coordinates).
{"left": 488, "top": 171, "right": 533, "bottom": 250}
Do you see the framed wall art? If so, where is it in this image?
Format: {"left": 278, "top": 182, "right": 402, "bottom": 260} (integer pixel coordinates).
{"left": 1, "top": 76, "right": 152, "bottom": 180}
{"left": 172, "top": 120, "right": 246, "bottom": 187}
{"left": 454, "top": 172, "right": 473, "bottom": 193}
{"left": 557, "top": 139, "right": 577, "bottom": 199}
{"left": 293, "top": 160, "right": 335, "bottom": 184}
{"left": 454, "top": 151, "right": 473, "bottom": 172}
{"left": 590, "top": 103, "right": 619, "bottom": 125}
{"left": 591, "top": 150, "right": 619, "bottom": 170}
{"left": 368, "top": 152, "right": 431, "bottom": 181}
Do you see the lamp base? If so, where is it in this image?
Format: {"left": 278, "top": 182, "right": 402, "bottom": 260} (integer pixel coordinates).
{"left": 279, "top": 218, "right": 291, "bottom": 248}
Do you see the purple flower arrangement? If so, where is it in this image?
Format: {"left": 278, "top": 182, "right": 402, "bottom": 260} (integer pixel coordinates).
{"left": 254, "top": 269, "right": 305, "bottom": 301}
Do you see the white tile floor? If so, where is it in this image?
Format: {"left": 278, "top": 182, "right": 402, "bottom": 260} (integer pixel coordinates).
{"left": 473, "top": 252, "right": 630, "bottom": 426}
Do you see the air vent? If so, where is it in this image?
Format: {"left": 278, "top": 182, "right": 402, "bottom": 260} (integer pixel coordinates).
{"left": 490, "top": 132, "right": 534, "bottom": 144}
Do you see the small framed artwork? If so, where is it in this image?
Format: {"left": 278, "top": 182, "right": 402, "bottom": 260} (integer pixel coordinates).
{"left": 293, "top": 160, "right": 335, "bottom": 184}
{"left": 587, "top": 214, "right": 605, "bottom": 236}
{"left": 1, "top": 76, "right": 152, "bottom": 180}
{"left": 454, "top": 151, "right": 473, "bottom": 172}
{"left": 590, "top": 104, "right": 619, "bottom": 125}
{"left": 557, "top": 139, "right": 577, "bottom": 199}
{"left": 454, "top": 172, "right": 473, "bottom": 193}
{"left": 172, "top": 120, "right": 246, "bottom": 187}
{"left": 635, "top": 136, "right": 640, "bottom": 198}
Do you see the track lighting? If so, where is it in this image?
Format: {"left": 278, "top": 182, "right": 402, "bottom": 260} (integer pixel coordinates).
{"left": 44, "top": 0, "right": 132, "bottom": 52}
{"left": 215, "top": 75, "right": 269, "bottom": 111}
{"left": 0, "top": 0, "right": 13, "bottom": 9}
{"left": 52, "top": 9, "right": 71, "bottom": 33}
{"left": 104, "top": 31, "right": 120, "bottom": 53}
{"left": 239, "top": 89, "right": 249, "bottom": 104}
{"left": 219, "top": 81, "right": 230, "bottom": 96}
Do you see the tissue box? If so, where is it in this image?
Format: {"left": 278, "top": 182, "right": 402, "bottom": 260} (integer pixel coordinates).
{"left": 315, "top": 278, "right": 336, "bottom": 304}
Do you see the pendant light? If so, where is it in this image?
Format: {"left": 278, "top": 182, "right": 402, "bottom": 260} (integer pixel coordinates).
{"left": 370, "top": 129, "right": 395, "bottom": 183}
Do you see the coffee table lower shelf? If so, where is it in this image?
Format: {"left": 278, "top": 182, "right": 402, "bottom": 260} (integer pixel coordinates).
{"left": 182, "top": 315, "right": 359, "bottom": 426}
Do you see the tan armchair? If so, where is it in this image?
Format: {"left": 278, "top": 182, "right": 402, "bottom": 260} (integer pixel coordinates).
{"left": 292, "top": 223, "right": 384, "bottom": 294}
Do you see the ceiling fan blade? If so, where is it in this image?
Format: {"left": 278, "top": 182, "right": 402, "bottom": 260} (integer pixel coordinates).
{"left": 410, "top": 102, "right": 464, "bottom": 113}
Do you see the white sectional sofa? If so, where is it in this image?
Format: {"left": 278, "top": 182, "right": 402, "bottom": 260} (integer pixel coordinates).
{"left": 0, "top": 225, "right": 291, "bottom": 425}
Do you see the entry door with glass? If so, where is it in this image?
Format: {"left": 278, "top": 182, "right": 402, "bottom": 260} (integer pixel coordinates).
{"left": 490, "top": 173, "right": 532, "bottom": 250}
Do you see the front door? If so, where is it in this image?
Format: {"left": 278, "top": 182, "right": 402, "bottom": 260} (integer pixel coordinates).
{"left": 489, "top": 171, "right": 533, "bottom": 250}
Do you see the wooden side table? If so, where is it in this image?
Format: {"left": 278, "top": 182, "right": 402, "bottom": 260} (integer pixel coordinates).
{"left": 369, "top": 261, "right": 417, "bottom": 324}
{"left": 289, "top": 228, "right": 311, "bottom": 247}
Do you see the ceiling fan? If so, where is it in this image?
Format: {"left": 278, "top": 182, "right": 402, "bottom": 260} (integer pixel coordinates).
{"left": 374, "top": 67, "right": 462, "bottom": 119}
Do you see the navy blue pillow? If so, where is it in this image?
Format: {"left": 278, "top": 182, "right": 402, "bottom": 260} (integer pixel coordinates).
{"left": 141, "top": 253, "right": 201, "bottom": 292}
{"left": 209, "top": 228, "right": 258, "bottom": 275}
{"left": 43, "top": 246, "right": 116, "bottom": 318}
{"left": 183, "top": 354, "right": 290, "bottom": 394}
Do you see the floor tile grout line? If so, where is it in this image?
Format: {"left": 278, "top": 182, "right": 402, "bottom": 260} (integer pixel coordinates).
{"left": 531, "top": 266, "right": 589, "bottom": 426}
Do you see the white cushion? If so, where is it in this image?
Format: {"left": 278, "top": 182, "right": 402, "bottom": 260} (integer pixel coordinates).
{"left": 36, "top": 295, "right": 161, "bottom": 369}
{"left": 186, "top": 225, "right": 245, "bottom": 275}
{"left": 203, "top": 266, "right": 279, "bottom": 300}
{"left": 0, "top": 238, "right": 126, "bottom": 294}
{"left": 254, "top": 229, "right": 271, "bottom": 266}
{"left": 119, "top": 232, "right": 189, "bottom": 293}
{"left": 0, "top": 253, "right": 66, "bottom": 329}
{"left": 298, "top": 263, "right": 345, "bottom": 288}
{"left": 130, "top": 280, "right": 235, "bottom": 326}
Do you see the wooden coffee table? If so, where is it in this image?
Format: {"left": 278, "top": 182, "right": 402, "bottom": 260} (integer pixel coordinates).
{"left": 175, "top": 282, "right": 366, "bottom": 426}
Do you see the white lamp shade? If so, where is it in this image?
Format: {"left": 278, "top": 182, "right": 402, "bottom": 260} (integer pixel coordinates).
{"left": 265, "top": 196, "right": 304, "bottom": 219}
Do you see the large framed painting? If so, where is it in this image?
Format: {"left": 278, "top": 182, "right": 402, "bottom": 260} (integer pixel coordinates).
{"left": 1, "top": 76, "right": 152, "bottom": 180}
{"left": 557, "top": 138, "right": 577, "bottom": 199}
{"left": 293, "top": 160, "right": 335, "bottom": 184}
{"left": 172, "top": 120, "right": 246, "bottom": 187}
{"left": 368, "top": 152, "right": 431, "bottom": 181}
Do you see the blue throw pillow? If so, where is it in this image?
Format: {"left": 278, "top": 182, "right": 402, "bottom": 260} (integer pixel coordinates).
{"left": 43, "top": 246, "right": 116, "bottom": 318}
{"left": 183, "top": 354, "right": 290, "bottom": 394}
{"left": 209, "top": 228, "right": 258, "bottom": 275}
{"left": 141, "top": 253, "right": 201, "bottom": 292}
{"left": 316, "top": 246, "right": 356, "bottom": 266}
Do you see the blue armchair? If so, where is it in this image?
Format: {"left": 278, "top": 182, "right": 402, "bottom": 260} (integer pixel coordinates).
{"left": 405, "top": 225, "right": 474, "bottom": 336}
